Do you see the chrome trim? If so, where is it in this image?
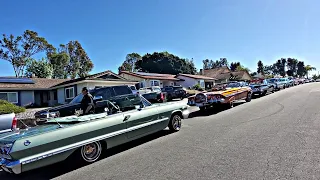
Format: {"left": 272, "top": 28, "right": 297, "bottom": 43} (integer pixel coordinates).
{"left": 0, "top": 158, "right": 21, "bottom": 174}
{"left": 19, "top": 117, "right": 169, "bottom": 165}
{"left": 0, "top": 129, "right": 12, "bottom": 134}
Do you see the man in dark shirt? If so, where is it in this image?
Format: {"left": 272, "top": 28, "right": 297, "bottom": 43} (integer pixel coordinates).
{"left": 80, "top": 87, "right": 94, "bottom": 115}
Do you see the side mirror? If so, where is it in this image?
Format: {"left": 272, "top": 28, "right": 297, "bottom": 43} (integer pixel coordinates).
{"left": 93, "top": 96, "right": 103, "bottom": 101}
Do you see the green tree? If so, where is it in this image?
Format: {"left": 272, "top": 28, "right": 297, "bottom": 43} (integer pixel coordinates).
{"left": 136, "top": 51, "right": 196, "bottom": 74}
{"left": 297, "top": 61, "right": 306, "bottom": 77}
{"left": 62, "top": 41, "right": 93, "bottom": 79}
{"left": 263, "top": 65, "right": 274, "bottom": 76}
{"left": 48, "top": 52, "right": 70, "bottom": 79}
{"left": 304, "top": 65, "right": 316, "bottom": 78}
{"left": 118, "top": 53, "right": 142, "bottom": 72}
{"left": 25, "top": 58, "right": 53, "bottom": 78}
{"left": 236, "top": 65, "right": 251, "bottom": 72}
{"left": 202, "top": 59, "right": 210, "bottom": 70}
{"left": 0, "top": 30, "right": 55, "bottom": 77}
{"left": 257, "top": 60, "right": 264, "bottom": 75}
{"left": 286, "top": 58, "right": 298, "bottom": 77}
{"left": 230, "top": 62, "right": 241, "bottom": 71}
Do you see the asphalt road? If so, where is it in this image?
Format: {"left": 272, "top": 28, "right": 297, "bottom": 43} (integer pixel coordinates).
{"left": 2, "top": 83, "right": 320, "bottom": 180}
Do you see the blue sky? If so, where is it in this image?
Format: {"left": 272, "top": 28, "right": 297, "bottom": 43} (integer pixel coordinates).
{"left": 1, "top": 0, "right": 319, "bottom": 76}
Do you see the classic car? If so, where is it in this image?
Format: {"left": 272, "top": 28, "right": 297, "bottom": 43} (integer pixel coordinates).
{"left": 0, "top": 95, "right": 189, "bottom": 174}
{"left": 161, "top": 86, "right": 187, "bottom": 101}
{"left": 34, "top": 85, "right": 135, "bottom": 122}
{"left": 139, "top": 86, "right": 167, "bottom": 103}
{"left": 266, "top": 78, "right": 285, "bottom": 91}
{"left": 249, "top": 79, "right": 274, "bottom": 96}
{"left": 187, "top": 81, "right": 252, "bottom": 111}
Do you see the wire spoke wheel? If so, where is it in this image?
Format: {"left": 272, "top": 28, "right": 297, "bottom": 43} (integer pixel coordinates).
{"left": 169, "top": 114, "right": 182, "bottom": 132}
{"left": 80, "top": 142, "right": 102, "bottom": 163}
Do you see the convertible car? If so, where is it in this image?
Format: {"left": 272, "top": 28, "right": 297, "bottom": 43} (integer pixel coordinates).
{"left": 0, "top": 95, "right": 189, "bottom": 174}
{"left": 187, "top": 81, "right": 252, "bottom": 111}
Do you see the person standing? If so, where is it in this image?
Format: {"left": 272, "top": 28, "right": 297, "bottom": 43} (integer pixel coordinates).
{"left": 80, "top": 87, "right": 94, "bottom": 115}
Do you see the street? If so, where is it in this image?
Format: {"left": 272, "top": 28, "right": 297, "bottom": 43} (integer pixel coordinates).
{"left": 2, "top": 83, "right": 320, "bottom": 179}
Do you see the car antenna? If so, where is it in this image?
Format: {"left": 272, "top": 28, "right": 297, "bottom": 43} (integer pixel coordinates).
{"left": 52, "top": 117, "right": 64, "bottom": 128}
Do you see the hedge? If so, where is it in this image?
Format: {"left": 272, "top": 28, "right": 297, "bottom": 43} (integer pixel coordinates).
{"left": 0, "top": 100, "right": 26, "bottom": 115}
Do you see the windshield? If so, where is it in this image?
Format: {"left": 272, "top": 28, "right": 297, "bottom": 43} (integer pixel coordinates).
{"left": 227, "top": 82, "right": 240, "bottom": 88}
{"left": 267, "top": 79, "right": 277, "bottom": 83}
{"left": 70, "top": 94, "right": 84, "bottom": 104}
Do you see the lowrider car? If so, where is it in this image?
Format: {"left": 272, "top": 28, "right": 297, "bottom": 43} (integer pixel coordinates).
{"left": 0, "top": 95, "right": 189, "bottom": 174}
{"left": 249, "top": 79, "right": 274, "bottom": 96}
{"left": 187, "top": 81, "right": 252, "bottom": 111}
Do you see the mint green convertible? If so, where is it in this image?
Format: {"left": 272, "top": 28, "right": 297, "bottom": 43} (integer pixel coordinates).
{"left": 0, "top": 95, "right": 189, "bottom": 174}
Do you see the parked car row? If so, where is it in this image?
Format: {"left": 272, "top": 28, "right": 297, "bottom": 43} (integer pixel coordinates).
{"left": 187, "top": 77, "right": 315, "bottom": 111}
{"left": 0, "top": 78, "right": 316, "bottom": 174}
{"left": 0, "top": 85, "right": 189, "bottom": 174}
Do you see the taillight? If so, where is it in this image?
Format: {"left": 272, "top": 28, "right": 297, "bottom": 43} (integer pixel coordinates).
{"left": 12, "top": 116, "right": 17, "bottom": 130}
{"left": 160, "top": 93, "right": 164, "bottom": 100}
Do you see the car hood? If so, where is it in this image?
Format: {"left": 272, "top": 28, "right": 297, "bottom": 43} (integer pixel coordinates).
{"left": 0, "top": 124, "right": 63, "bottom": 143}
{"left": 35, "top": 103, "right": 77, "bottom": 114}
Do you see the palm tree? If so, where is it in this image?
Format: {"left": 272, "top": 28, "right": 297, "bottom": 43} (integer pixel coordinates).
{"left": 305, "top": 65, "right": 316, "bottom": 78}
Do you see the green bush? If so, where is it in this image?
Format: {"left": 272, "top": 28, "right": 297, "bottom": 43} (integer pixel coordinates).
{"left": 0, "top": 100, "right": 26, "bottom": 115}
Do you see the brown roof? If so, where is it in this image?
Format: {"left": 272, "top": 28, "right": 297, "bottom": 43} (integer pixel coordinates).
{"left": 176, "top": 74, "right": 217, "bottom": 80}
{"left": 87, "top": 70, "right": 127, "bottom": 80}
{"left": 203, "top": 67, "right": 252, "bottom": 81}
{"left": 0, "top": 78, "right": 68, "bottom": 90}
{"left": 203, "top": 66, "right": 231, "bottom": 79}
{"left": 231, "top": 71, "right": 252, "bottom": 80}
{"left": 120, "top": 71, "right": 181, "bottom": 81}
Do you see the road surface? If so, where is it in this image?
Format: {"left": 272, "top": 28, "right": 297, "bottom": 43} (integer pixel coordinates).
{"left": 1, "top": 83, "right": 320, "bottom": 180}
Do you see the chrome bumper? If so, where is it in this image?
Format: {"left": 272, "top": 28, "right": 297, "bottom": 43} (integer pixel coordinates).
{"left": 189, "top": 99, "right": 225, "bottom": 107}
{"left": 0, "top": 158, "right": 21, "bottom": 174}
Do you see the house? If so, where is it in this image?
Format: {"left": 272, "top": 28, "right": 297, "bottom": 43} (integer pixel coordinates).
{"left": 202, "top": 66, "right": 252, "bottom": 83}
{"left": 119, "top": 71, "right": 182, "bottom": 88}
{"left": 175, "top": 74, "right": 217, "bottom": 89}
{"left": 0, "top": 70, "right": 138, "bottom": 107}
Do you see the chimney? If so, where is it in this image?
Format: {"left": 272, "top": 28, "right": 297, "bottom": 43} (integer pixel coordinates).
{"left": 199, "top": 69, "right": 203, "bottom": 75}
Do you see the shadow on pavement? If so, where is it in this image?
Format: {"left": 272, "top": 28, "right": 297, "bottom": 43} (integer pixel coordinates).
{"left": 188, "top": 102, "right": 245, "bottom": 118}
{"left": 0, "top": 130, "right": 174, "bottom": 180}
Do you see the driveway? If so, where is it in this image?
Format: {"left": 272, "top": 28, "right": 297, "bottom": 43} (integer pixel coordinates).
{"left": 2, "top": 83, "right": 320, "bottom": 179}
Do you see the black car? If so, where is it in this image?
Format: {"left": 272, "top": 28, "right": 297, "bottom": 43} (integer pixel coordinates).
{"left": 161, "top": 86, "right": 186, "bottom": 101}
{"left": 34, "top": 85, "right": 135, "bottom": 121}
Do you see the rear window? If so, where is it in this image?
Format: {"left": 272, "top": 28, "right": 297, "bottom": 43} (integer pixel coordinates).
{"left": 113, "top": 86, "right": 132, "bottom": 96}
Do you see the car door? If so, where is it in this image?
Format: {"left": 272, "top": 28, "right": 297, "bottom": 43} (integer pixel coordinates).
{"left": 123, "top": 96, "right": 160, "bottom": 139}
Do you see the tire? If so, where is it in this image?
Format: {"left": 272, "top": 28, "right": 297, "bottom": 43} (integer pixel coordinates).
{"left": 270, "top": 87, "right": 275, "bottom": 93}
{"left": 228, "top": 101, "right": 234, "bottom": 108}
{"left": 245, "top": 92, "right": 252, "bottom": 102}
{"left": 77, "top": 141, "right": 103, "bottom": 164}
{"left": 168, "top": 114, "right": 182, "bottom": 132}
{"left": 262, "top": 91, "right": 267, "bottom": 96}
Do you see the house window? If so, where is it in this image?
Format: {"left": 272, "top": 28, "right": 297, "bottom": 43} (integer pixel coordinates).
{"left": 0, "top": 92, "right": 18, "bottom": 103}
{"left": 65, "top": 87, "right": 75, "bottom": 99}
{"left": 150, "top": 80, "right": 160, "bottom": 86}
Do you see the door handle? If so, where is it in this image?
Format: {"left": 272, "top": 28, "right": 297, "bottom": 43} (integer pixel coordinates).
{"left": 123, "top": 115, "right": 130, "bottom": 122}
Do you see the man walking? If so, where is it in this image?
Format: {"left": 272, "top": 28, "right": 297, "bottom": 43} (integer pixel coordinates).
{"left": 80, "top": 87, "right": 94, "bottom": 115}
